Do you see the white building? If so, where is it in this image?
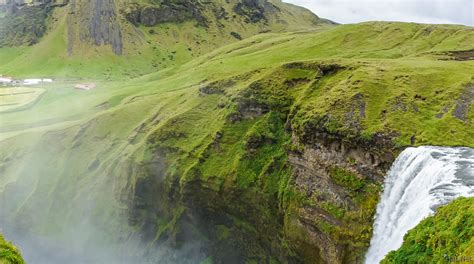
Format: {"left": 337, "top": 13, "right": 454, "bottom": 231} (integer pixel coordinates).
{"left": 74, "top": 83, "right": 96, "bottom": 90}
{"left": 0, "top": 77, "right": 13, "bottom": 84}
{"left": 24, "top": 79, "right": 43, "bottom": 85}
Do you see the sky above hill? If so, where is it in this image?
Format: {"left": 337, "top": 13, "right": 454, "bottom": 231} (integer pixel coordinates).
{"left": 285, "top": 0, "right": 473, "bottom": 26}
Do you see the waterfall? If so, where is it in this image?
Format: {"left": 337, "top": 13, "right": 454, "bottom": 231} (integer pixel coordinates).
{"left": 365, "top": 146, "right": 474, "bottom": 264}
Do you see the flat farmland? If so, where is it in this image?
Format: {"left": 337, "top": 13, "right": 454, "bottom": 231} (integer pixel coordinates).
{"left": 0, "top": 87, "right": 45, "bottom": 112}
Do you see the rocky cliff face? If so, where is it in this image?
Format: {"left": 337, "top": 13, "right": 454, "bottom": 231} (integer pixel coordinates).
{"left": 123, "top": 0, "right": 206, "bottom": 27}
{"left": 121, "top": 62, "right": 403, "bottom": 263}
{"left": 1, "top": 20, "right": 472, "bottom": 263}
{"left": 286, "top": 126, "right": 397, "bottom": 263}
{"left": 67, "top": 0, "right": 123, "bottom": 55}
{"left": 0, "top": 2, "right": 51, "bottom": 46}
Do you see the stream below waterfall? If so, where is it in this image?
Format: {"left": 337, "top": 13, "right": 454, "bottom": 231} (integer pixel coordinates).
{"left": 365, "top": 146, "right": 474, "bottom": 264}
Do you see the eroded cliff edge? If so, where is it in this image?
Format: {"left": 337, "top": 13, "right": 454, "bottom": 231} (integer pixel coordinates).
{"left": 125, "top": 62, "right": 425, "bottom": 263}
{"left": 1, "top": 22, "right": 472, "bottom": 263}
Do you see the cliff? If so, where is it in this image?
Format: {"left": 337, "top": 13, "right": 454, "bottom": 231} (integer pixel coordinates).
{"left": 0, "top": 15, "right": 473, "bottom": 264}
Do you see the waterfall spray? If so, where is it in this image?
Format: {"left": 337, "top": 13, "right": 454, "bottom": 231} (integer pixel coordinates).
{"left": 365, "top": 146, "right": 474, "bottom": 264}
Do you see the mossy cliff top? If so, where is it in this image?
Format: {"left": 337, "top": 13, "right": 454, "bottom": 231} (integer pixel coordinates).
{"left": 383, "top": 197, "right": 474, "bottom": 263}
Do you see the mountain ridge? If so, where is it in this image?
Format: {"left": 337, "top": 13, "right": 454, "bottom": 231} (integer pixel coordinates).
{"left": 0, "top": 0, "right": 328, "bottom": 57}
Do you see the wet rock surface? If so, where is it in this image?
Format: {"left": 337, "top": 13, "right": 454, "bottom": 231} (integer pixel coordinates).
{"left": 287, "top": 120, "right": 399, "bottom": 263}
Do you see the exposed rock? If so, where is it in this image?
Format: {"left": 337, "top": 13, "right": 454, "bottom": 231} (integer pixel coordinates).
{"left": 284, "top": 77, "right": 310, "bottom": 88}
{"left": 234, "top": 0, "right": 267, "bottom": 23}
{"left": 286, "top": 121, "right": 399, "bottom": 263}
{"left": 245, "top": 134, "right": 274, "bottom": 153}
{"left": 440, "top": 49, "right": 474, "bottom": 61}
{"left": 199, "top": 79, "right": 236, "bottom": 95}
{"left": 283, "top": 62, "right": 346, "bottom": 78}
{"left": 237, "top": 99, "right": 270, "bottom": 119}
{"left": 453, "top": 83, "right": 474, "bottom": 121}
{"left": 214, "top": 6, "right": 229, "bottom": 20}
{"left": 68, "top": 0, "right": 123, "bottom": 55}
{"left": 227, "top": 112, "right": 242, "bottom": 123}
{"left": 230, "top": 31, "right": 243, "bottom": 40}
{"left": 124, "top": 1, "right": 206, "bottom": 27}
{"left": 0, "top": 5, "right": 51, "bottom": 47}
{"left": 344, "top": 93, "right": 366, "bottom": 131}
{"left": 392, "top": 94, "right": 408, "bottom": 112}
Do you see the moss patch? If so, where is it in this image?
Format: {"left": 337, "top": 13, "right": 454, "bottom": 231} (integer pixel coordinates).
{"left": 383, "top": 197, "right": 474, "bottom": 263}
{"left": 0, "top": 234, "right": 25, "bottom": 264}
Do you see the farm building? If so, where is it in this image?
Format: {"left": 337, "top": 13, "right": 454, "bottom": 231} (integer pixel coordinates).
{"left": 24, "top": 79, "right": 42, "bottom": 85}
{"left": 74, "top": 83, "right": 96, "bottom": 90}
{"left": 0, "top": 77, "right": 13, "bottom": 84}
{"left": 23, "top": 78, "right": 54, "bottom": 85}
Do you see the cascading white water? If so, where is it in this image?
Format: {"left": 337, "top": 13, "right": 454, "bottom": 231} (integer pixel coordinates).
{"left": 365, "top": 146, "right": 474, "bottom": 264}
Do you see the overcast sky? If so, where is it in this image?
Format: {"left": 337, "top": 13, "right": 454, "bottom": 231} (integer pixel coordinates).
{"left": 284, "top": 0, "right": 474, "bottom": 26}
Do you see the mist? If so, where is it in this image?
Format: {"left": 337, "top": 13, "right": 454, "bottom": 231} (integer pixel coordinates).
{"left": 0, "top": 85, "right": 209, "bottom": 263}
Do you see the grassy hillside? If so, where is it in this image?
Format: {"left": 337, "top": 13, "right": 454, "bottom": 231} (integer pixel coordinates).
{"left": 0, "top": 22, "right": 473, "bottom": 263}
{"left": 2, "top": 22, "right": 473, "bottom": 145}
{"left": 0, "top": 0, "right": 329, "bottom": 79}
{"left": 382, "top": 197, "right": 474, "bottom": 264}
{"left": 0, "top": 234, "right": 25, "bottom": 264}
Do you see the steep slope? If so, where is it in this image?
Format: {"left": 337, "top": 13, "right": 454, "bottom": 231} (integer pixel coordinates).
{"left": 0, "top": 22, "right": 473, "bottom": 263}
{"left": 382, "top": 197, "right": 474, "bottom": 263}
{"left": 0, "top": 0, "right": 330, "bottom": 78}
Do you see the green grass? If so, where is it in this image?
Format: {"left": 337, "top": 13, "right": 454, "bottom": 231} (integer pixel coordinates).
{"left": 0, "top": 234, "right": 25, "bottom": 264}
{"left": 0, "top": 87, "right": 46, "bottom": 113}
{"left": 0, "top": 21, "right": 473, "bottom": 262}
{"left": 382, "top": 197, "right": 474, "bottom": 264}
{"left": 329, "top": 167, "right": 365, "bottom": 192}
{"left": 0, "top": 0, "right": 328, "bottom": 79}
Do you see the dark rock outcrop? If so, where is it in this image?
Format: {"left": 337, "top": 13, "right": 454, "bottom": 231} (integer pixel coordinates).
{"left": 68, "top": 0, "right": 122, "bottom": 55}
{"left": 234, "top": 0, "right": 267, "bottom": 23}
{"left": 453, "top": 83, "right": 474, "bottom": 121}
{"left": 0, "top": 0, "right": 70, "bottom": 47}
{"left": 124, "top": 0, "right": 206, "bottom": 27}
{"left": 0, "top": 5, "right": 51, "bottom": 47}
{"left": 285, "top": 114, "right": 399, "bottom": 263}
